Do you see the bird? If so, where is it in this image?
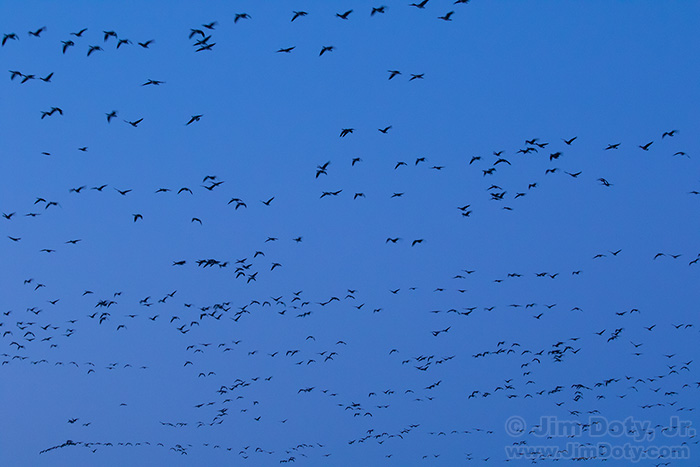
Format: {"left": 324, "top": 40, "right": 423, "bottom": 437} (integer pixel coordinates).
{"left": 316, "top": 161, "right": 330, "bottom": 177}
{"left": 87, "top": 45, "right": 103, "bottom": 56}
{"left": 186, "top": 115, "right": 203, "bottom": 125}
{"left": 320, "top": 46, "right": 335, "bottom": 56}
{"left": 291, "top": 11, "right": 308, "bottom": 22}
{"left": 438, "top": 11, "right": 455, "bottom": 21}
{"left": 2, "top": 33, "right": 19, "bottom": 46}
{"left": 28, "top": 27, "right": 47, "bottom": 37}
{"left": 124, "top": 118, "right": 143, "bottom": 127}
{"left": 276, "top": 46, "right": 295, "bottom": 53}
{"left": 336, "top": 10, "right": 353, "bottom": 20}
{"left": 196, "top": 42, "right": 215, "bottom": 52}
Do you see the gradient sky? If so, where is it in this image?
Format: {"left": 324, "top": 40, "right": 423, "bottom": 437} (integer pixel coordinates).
{"left": 1, "top": 1, "right": 699, "bottom": 466}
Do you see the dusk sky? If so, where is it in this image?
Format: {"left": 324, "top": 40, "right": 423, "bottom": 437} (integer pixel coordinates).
{"left": 1, "top": 1, "right": 699, "bottom": 465}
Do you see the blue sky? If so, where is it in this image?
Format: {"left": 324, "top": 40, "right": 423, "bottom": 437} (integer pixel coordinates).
{"left": 1, "top": 1, "right": 699, "bottom": 465}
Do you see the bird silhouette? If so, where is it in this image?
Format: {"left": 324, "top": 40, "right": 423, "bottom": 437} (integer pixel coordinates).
{"left": 87, "top": 45, "right": 102, "bottom": 56}
{"left": 186, "top": 115, "right": 203, "bottom": 125}
{"left": 291, "top": 11, "right": 308, "bottom": 22}
{"left": 124, "top": 118, "right": 143, "bottom": 127}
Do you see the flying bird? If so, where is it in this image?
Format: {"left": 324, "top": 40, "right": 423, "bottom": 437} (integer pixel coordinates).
{"left": 61, "top": 40, "right": 75, "bottom": 54}
{"left": 2, "top": 33, "right": 19, "bottom": 46}
{"left": 87, "top": 45, "right": 103, "bottom": 56}
{"left": 291, "top": 11, "right": 308, "bottom": 22}
{"left": 28, "top": 27, "right": 47, "bottom": 37}
{"left": 124, "top": 118, "right": 143, "bottom": 127}
{"left": 186, "top": 115, "right": 203, "bottom": 125}
{"left": 662, "top": 130, "right": 677, "bottom": 138}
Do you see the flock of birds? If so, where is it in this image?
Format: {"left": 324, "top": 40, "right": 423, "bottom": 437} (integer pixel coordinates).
{"left": 2, "top": 3, "right": 698, "bottom": 465}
